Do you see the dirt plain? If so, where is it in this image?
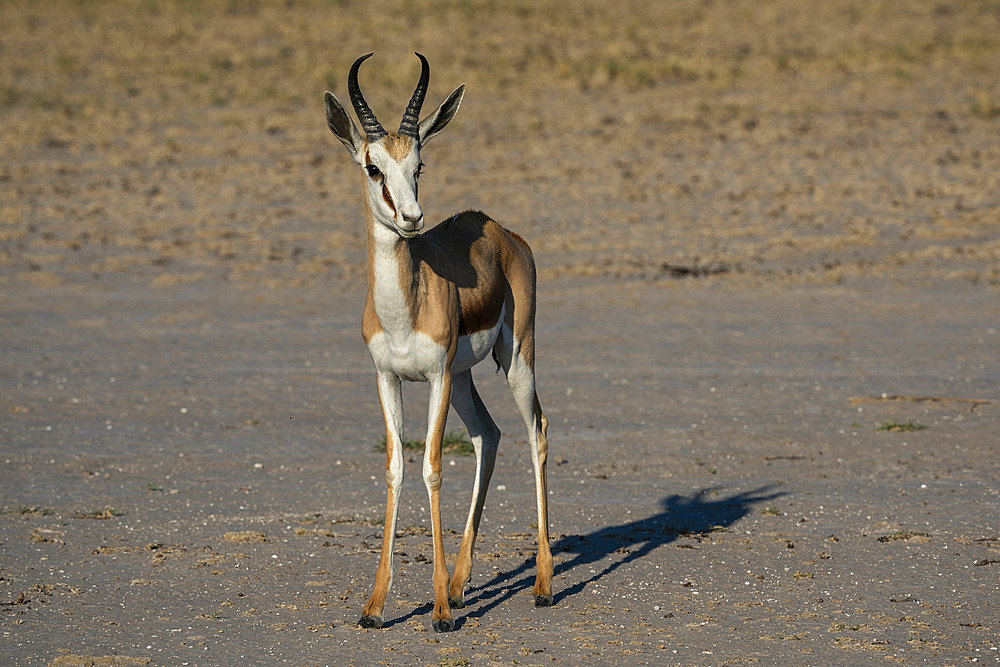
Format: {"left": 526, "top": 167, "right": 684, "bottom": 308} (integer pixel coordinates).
{"left": 2, "top": 1, "right": 1000, "bottom": 665}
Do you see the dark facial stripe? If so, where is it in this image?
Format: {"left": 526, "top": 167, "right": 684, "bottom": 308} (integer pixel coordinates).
{"left": 381, "top": 182, "right": 396, "bottom": 215}
{"left": 365, "top": 147, "right": 396, "bottom": 216}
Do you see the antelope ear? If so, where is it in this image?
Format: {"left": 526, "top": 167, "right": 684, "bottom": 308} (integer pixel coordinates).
{"left": 417, "top": 84, "right": 464, "bottom": 147}
{"left": 325, "top": 91, "right": 364, "bottom": 164}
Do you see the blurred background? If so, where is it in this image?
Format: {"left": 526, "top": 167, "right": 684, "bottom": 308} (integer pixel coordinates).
{"left": 2, "top": 0, "right": 999, "bottom": 290}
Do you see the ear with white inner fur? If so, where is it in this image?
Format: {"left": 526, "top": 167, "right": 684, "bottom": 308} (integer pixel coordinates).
{"left": 325, "top": 91, "right": 364, "bottom": 164}
{"left": 418, "top": 84, "right": 465, "bottom": 148}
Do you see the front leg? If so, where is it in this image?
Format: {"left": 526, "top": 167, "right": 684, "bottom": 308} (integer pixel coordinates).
{"left": 423, "top": 369, "right": 454, "bottom": 632}
{"left": 359, "top": 372, "right": 405, "bottom": 629}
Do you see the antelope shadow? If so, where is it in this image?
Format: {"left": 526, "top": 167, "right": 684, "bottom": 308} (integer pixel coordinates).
{"left": 382, "top": 484, "right": 783, "bottom": 629}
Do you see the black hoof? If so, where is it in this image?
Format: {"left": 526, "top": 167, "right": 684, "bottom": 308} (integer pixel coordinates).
{"left": 448, "top": 596, "right": 465, "bottom": 610}
{"left": 432, "top": 618, "right": 455, "bottom": 633}
{"left": 358, "top": 615, "right": 383, "bottom": 629}
{"left": 534, "top": 594, "right": 554, "bottom": 608}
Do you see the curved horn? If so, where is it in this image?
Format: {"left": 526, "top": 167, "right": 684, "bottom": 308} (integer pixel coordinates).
{"left": 348, "top": 53, "right": 386, "bottom": 141}
{"left": 398, "top": 52, "right": 430, "bottom": 139}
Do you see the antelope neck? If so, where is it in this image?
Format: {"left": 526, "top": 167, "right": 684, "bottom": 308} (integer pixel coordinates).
{"left": 366, "top": 205, "right": 420, "bottom": 333}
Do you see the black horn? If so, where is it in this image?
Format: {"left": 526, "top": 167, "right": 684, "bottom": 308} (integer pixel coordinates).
{"left": 348, "top": 53, "right": 387, "bottom": 140}
{"left": 398, "top": 53, "right": 430, "bottom": 140}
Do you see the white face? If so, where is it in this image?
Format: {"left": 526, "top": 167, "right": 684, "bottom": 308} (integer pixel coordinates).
{"left": 363, "top": 139, "right": 424, "bottom": 238}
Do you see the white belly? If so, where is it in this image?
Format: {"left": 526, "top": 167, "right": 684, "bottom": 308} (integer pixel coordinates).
{"left": 452, "top": 305, "right": 505, "bottom": 374}
{"left": 367, "top": 305, "right": 504, "bottom": 381}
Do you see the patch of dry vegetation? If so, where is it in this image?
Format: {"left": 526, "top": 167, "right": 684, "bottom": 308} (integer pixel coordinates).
{"left": 223, "top": 530, "right": 268, "bottom": 543}
{"left": 3, "top": 1, "right": 998, "bottom": 114}
{"left": 1, "top": 1, "right": 999, "bottom": 289}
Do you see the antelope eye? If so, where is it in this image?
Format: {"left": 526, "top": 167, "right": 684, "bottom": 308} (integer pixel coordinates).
{"left": 365, "top": 164, "right": 381, "bottom": 179}
{"left": 415, "top": 162, "right": 424, "bottom": 179}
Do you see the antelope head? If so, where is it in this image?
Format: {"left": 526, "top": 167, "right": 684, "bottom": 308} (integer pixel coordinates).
{"left": 325, "top": 53, "right": 465, "bottom": 238}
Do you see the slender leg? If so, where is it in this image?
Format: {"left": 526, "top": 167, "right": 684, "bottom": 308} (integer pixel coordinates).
{"left": 359, "top": 372, "right": 405, "bottom": 628}
{"left": 447, "top": 370, "right": 501, "bottom": 609}
{"left": 423, "top": 370, "right": 455, "bottom": 632}
{"left": 506, "top": 351, "right": 553, "bottom": 607}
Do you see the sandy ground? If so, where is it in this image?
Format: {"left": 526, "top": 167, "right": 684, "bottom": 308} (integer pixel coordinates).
{"left": 3, "top": 2, "right": 1000, "bottom": 665}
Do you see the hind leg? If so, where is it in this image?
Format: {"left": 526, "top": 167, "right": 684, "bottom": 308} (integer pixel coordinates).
{"left": 500, "top": 334, "right": 553, "bottom": 607}
{"left": 447, "top": 370, "right": 500, "bottom": 609}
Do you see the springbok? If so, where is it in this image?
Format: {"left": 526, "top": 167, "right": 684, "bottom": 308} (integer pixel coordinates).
{"left": 323, "top": 53, "right": 552, "bottom": 632}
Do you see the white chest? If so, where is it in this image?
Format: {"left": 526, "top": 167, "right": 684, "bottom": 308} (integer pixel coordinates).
{"left": 367, "top": 329, "right": 447, "bottom": 382}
